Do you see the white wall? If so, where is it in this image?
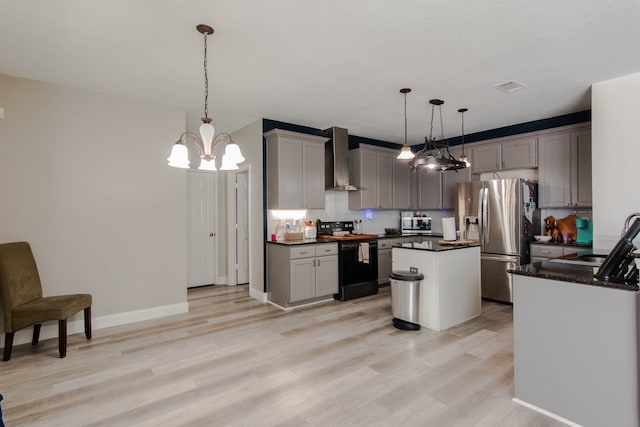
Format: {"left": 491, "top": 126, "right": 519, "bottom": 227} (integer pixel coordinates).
{"left": 230, "top": 119, "right": 265, "bottom": 300}
{"left": 0, "top": 74, "right": 188, "bottom": 344}
{"left": 592, "top": 72, "right": 640, "bottom": 249}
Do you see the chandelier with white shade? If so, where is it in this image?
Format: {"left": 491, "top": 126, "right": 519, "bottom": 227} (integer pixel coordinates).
{"left": 167, "top": 24, "right": 245, "bottom": 171}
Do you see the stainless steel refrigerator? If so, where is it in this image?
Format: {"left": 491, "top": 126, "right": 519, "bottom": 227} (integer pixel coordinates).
{"left": 456, "top": 179, "right": 539, "bottom": 303}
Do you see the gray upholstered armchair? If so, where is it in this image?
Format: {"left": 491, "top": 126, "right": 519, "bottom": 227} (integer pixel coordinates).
{"left": 0, "top": 242, "right": 92, "bottom": 361}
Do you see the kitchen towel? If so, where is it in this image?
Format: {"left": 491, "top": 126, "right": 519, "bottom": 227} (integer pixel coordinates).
{"left": 358, "top": 242, "right": 370, "bottom": 263}
{"left": 442, "top": 217, "right": 457, "bottom": 241}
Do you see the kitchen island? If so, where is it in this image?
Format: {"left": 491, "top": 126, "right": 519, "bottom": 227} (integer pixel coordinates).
{"left": 392, "top": 242, "right": 481, "bottom": 331}
{"left": 509, "top": 261, "right": 639, "bottom": 427}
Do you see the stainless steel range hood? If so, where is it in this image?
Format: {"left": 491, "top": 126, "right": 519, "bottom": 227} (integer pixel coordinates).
{"left": 324, "top": 127, "right": 359, "bottom": 191}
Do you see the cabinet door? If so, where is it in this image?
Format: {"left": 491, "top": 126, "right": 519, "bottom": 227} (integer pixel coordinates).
{"left": 377, "top": 248, "right": 392, "bottom": 285}
{"left": 354, "top": 149, "right": 377, "bottom": 209}
{"left": 471, "top": 143, "right": 501, "bottom": 174}
{"left": 442, "top": 147, "right": 471, "bottom": 209}
{"left": 376, "top": 152, "right": 393, "bottom": 209}
{"left": 302, "top": 141, "right": 325, "bottom": 208}
{"left": 502, "top": 137, "right": 537, "bottom": 169}
{"left": 417, "top": 171, "right": 442, "bottom": 209}
{"left": 268, "top": 136, "right": 303, "bottom": 209}
{"left": 571, "top": 130, "right": 592, "bottom": 207}
{"left": 290, "top": 258, "right": 316, "bottom": 302}
{"left": 393, "top": 159, "right": 411, "bottom": 209}
{"left": 538, "top": 133, "right": 571, "bottom": 208}
{"left": 315, "top": 255, "right": 339, "bottom": 297}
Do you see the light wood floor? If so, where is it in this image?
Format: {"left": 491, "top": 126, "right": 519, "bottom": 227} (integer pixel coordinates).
{"left": 0, "top": 285, "right": 565, "bottom": 426}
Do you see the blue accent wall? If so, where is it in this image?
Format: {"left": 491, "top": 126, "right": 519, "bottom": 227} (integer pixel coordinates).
{"left": 263, "top": 110, "right": 591, "bottom": 150}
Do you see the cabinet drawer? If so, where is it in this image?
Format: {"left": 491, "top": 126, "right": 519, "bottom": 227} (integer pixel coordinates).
{"left": 315, "top": 243, "right": 338, "bottom": 257}
{"left": 530, "top": 245, "right": 564, "bottom": 258}
{"left": 378, "top": 240, "right": 392, "bottom": 250}
{"left": 289, "top": 246, "right": 316, "bottom": 259}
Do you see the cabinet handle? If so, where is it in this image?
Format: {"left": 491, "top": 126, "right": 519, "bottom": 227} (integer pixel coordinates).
{"left": 312, "top": 259, "right": 316, "bottom": 267}
{"left": 541, "top": 250, "right": 551, "bottom": 254}
{"left": 300, "top": 251, "right": 308, "bottom": 255}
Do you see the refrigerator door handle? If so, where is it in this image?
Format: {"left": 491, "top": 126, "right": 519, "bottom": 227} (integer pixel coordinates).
{"left": 482, "top": 188, "right": 490, "bottom": 245}
{"left": 481, "top": 254, "right": 520, "bottom": 263}
{"left": 478, "top": 188, "right": 484, "bottom": 245}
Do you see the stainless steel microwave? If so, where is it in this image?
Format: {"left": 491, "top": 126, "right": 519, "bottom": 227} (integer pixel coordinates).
{"left": 401, "top": 217, "right": 432, "bottom": 234}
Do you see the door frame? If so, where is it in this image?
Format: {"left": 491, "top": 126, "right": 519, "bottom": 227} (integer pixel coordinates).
{"left": 227, "top": 165, "right": 251, "bottom": 286}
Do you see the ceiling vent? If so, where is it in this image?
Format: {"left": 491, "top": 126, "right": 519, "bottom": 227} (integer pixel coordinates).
{"left": 494, "top": 80, "right": 526, "bottom": 93}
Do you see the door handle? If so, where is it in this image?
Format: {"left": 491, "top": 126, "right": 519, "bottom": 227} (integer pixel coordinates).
{"left": 209, "top": 233, "right": 215, "bottom": 237}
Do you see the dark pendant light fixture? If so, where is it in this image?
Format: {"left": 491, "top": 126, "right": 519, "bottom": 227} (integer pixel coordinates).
{"left": 409, "top": 99, "right": 467, "bottom": 172}
{"left": 397, "top": 88, "right": 415, "bottom": 160}
{"left": 167, "top": 25, "right": 245, "bottom": 171}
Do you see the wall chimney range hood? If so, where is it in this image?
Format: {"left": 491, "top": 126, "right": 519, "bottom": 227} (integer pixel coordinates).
{"left": 324, "top": 127, "right": 359, "bottom": 191}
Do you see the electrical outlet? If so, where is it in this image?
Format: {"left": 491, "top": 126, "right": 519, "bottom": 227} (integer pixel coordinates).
{"left": 410, "top": 267, "right": 418, "bottom": 273}
{"left": 0, "top": 107, "right": 4, "bottom": 120}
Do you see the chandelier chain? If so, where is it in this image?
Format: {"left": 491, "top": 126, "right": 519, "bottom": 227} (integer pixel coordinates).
{"left": 203, "top": 31, "right": 209, "bottom": 119}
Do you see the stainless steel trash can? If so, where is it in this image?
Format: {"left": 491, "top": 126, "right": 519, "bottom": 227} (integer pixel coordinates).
{"left": 389, "top": 270, "right": 424, "bottom": 330}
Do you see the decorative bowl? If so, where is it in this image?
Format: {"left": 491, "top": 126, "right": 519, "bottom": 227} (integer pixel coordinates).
{"left": 534, "top": 235, "right": 552, "bottom": 242}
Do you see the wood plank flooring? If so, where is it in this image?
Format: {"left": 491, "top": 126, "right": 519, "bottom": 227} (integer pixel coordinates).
{"left": 0, "top": 285, "right": 566, "bottom": 426}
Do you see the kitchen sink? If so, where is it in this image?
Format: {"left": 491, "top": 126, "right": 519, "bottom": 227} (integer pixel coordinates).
{"left": 548, "top": 252, "right": 608, "bottom": 267}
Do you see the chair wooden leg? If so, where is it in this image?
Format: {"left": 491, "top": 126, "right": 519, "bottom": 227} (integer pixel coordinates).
{"left": 58, "top": 319, "right": 67, "bottom": 358}
{"left": 3, "top": 332, "right": 14, "bottom": 361}
{"left": 32, "top": 323, "right": 42, "bottom": 345}
{"left": 84, "top": 306, "right": 92, "bottom": 340}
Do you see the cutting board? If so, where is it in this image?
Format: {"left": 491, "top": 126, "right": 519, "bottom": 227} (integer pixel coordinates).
{"left": 439, "top": 239, "right": 476, "bottom": 245}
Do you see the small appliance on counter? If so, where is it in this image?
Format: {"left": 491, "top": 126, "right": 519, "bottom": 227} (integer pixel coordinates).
{"left": 575, "top": 218, "right": 593, "bottom": 245}
{"left": 401, "top": 213, "right": 432, "bottom": 234}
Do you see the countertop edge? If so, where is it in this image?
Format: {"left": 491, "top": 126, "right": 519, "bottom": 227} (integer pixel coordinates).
{"left": 508, "top": 265, "right": 639, "bottom": 292}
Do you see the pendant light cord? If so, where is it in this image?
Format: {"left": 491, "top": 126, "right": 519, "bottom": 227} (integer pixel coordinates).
{"left": 404, "top": 92, "right": 408, "bottom": 145}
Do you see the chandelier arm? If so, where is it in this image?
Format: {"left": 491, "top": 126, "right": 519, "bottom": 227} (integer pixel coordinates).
{"left": 178, "top": 132, "right": 208, "bottom": 158}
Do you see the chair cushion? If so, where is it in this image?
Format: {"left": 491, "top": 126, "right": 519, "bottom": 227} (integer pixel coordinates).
{"left": 11, "top": 294, "right": 92, "bottom": 332}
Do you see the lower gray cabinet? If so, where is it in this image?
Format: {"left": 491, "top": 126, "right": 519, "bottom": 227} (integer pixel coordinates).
{"left": 268, "top": 243, "right": 338, "bottom": 307}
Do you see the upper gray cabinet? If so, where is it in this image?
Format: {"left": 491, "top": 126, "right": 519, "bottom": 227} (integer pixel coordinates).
{"left": 265, "top": 129, "right": 329, "bottom": 209}
{"left": 538, "top": 127, "right": 592, "bottom": 208}
{"left": 471, "top": 137, "right": 537, "bottom": 174}
{"left": 349, "top": 144, "right": 411, "bottom": 210}
{"left": 393, "top": 158, "right": 412, "bottom": 210}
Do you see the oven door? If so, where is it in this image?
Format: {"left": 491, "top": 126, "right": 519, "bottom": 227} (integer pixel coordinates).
{"left": 337, "top": 240, "right": 378, "bottom": 300}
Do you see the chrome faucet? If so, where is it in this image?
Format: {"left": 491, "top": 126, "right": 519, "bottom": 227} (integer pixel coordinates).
{"left": 621, "top": 212, "right": 640, "bottom": 238}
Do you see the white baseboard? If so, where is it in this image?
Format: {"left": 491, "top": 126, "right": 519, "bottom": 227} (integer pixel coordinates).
{"left": 512, "top": 397, "right": 582, "bottom": 427}
{"left": 0, "top": 302, "right": 189, "bottom": 348}
{"left": 249, "top": 286, "right": 267, "bottom": 303}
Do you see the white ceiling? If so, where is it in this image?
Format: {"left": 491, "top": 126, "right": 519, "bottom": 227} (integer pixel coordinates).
{"left": 1, "top": 0, "right": 639, "bottom": 144}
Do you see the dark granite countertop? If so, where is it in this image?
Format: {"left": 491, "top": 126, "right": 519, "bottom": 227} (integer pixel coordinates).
{"left": 266, "top": 232, "right": 445, "bottom": 246}
{"left": 393, "top": 241, "right": 481, "bottom": 252}
{"left": 509, "top": 261, "right": 639, "bottom": 292}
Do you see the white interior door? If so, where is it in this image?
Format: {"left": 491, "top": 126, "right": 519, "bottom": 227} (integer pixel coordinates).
{"left": 235, "top": 171, "right": 250, "bottom": 284}
{"left": 187, "top": 170, "right": 217, "bottom": 287}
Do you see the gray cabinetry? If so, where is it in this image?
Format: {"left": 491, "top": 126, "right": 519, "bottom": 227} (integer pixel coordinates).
{"left": 417, "top": 171, "right": 443, "bottom": 209}
{"left": 268, "top": 243, "right": 339, "bottom": 307}
{"left": 471, "top": 137, "right": 537, "bottom": 174}
{"left": 265, "top": 129, "right": 328, "bottom": 209}
{"left": 393, "top": 159, "right": 412, "bottom": 210}
{"left": 529, "top": 243, "right": 582, "bottom": 264}
{"left": 349, "top": 145, "right": 401, "bottom": 210}
{"left": 538, "top": 127, "right": 592, "bottom": 208}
